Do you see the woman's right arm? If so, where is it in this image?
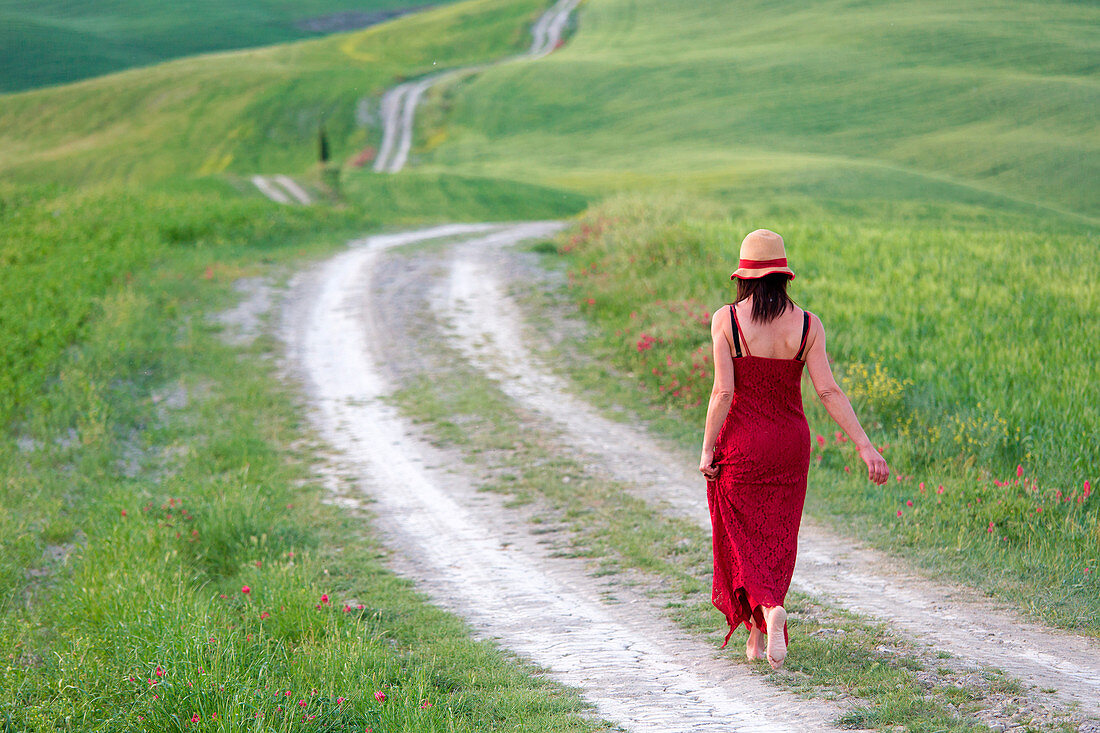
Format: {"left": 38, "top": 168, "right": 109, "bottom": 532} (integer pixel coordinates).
{"left": 803, "top": 314, "right": 890, "bottom": 485}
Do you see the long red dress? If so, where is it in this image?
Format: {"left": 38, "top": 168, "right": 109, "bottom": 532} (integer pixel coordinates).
{"left": 707, "top": 304, "right": 811, "bottom": 648}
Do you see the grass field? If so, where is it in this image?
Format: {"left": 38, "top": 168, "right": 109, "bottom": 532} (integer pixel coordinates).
{"left": 0, "top": 0, "right": 1097, "bottom": 722}
{"left": 0, "top": 184, "right": 598, "bottom": 730}
{"left": 420, "top": 0, "right": 1098, "bottom": 222}
{"left": 0, "top": 1, "right": 601, "bottom": 725}
{"left": 0, "top": 0, "right": 448, "bottom": 93}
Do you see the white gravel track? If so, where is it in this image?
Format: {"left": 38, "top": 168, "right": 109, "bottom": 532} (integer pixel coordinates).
{"left": 275, "top": 222, "right": 1100, "bottom": 730}
{"left": 281, "top": 222, "right": 855, "bottom": 733}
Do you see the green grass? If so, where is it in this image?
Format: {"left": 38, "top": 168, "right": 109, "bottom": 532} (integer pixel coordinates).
{"left": 0, "top": 0, "right": 447, "bottom": 93}
{"left": 420, "top": 0, "right": 1098, "bottom": 222}
{"left": 0, "top": 183, "right": 610, "bottom": 731}
{"left": 543, "top": 192, "right": 1098, "bottom": 633}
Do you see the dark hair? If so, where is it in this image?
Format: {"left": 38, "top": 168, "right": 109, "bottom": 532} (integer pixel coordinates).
{"left": 735, "top": 273, "right": 795, "bottom": 323}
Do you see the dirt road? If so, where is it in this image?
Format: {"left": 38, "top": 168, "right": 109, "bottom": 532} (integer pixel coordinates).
{"left": 277, "top": 223, "right": 1100, "bottom": 731}
{"left": 280, "top": 223, "right": 852, "bottom": 732}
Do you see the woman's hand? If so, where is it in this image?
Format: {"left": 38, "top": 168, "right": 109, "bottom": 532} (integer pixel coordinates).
{"left": 858, "top": 443, "right": 890, "bottom": 485}
{"left": 699, "top": 449, "right": 719, "bottom": 480}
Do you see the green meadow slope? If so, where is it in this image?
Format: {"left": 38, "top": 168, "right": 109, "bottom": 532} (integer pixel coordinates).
{"left": 422, "top": 0, "right": 1099, "bottom": 222}
{"left": 0, "top": 0, "right": 447, "bottom": 93}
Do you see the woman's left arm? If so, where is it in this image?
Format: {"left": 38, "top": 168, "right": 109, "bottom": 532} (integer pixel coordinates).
{"left": 700, "top": 308, "right": 736, "bottom": 479}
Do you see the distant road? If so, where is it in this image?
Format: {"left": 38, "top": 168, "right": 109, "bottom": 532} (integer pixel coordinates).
{"left": 373, "top": 0, "right": 581, "bottom": 173}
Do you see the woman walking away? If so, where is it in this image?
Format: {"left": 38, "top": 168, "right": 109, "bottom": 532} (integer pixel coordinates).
{"left": 699, "top": 229, "right": 889, "bottom": 669}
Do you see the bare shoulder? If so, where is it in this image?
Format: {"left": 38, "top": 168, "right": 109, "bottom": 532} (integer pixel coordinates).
{"left": 710, "top": 304, "right": 731, "bottom": 333}
{"left": 803, "top": 309, "right": 826, "bottom": 349}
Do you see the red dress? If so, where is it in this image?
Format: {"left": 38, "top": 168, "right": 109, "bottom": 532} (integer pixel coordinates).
{"left": 707, "top": 304, "right": 811, "bottom": 648}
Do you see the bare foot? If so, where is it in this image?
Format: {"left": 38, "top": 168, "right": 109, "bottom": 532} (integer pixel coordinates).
{"left": 745, "top": 625, "right": 766, "bottom": 661}
{"left": 764, "top": 606, "right": 787, "bottom": 669}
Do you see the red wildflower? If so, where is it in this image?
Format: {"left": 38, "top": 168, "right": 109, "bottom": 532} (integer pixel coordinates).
{"left": 121, "top": 509, "right": 127, "bottom": 517}
{"left": 420, "top": 700, "right": 433, "bottom": 708}
{"left": 241, "top": 585, "right": 250, "bottom": 595}
{"left": 815, "top": 435, "right": 825, "bottom": 447}
{"left": 155, "top": 666, "right": 164, "bottom": 677}
{"left": 337, "top": 697, "right": 346, "bottom": 704}
{"left": 1016, "top": 464, "right": 1023, "bottom": 478}
{"left": 936, "top": 485, "right": 945, "bottom": 494}
{"left": 374, "top": 691, "right": 386, "bottom": 702}
{"left": 259, "top": 611, "right": 270, "bottom": 620}
{"left": 343, "top": 604, "right": 352, "bottom": 612}
{"left": 1085, "top": 480, "right": 1092, "bottom": 498}
{"left": 321, "top": 594, "right": 329, "bottom": 604}
{"left": 896, "top": 510, "right": 903, "bottom": 517}
{"left": 987, "top": 522, "right": 995, "bottom": 533}
{"left": 356, "top": 604, "right": 364, "bottom": 610}
{"left": 906, "top": 500, "right": 913, "bottom": 507}
{"left": 298, "top": 700, "right": 307, "bottom": 708}
{"left": 191, "top": 714, "right": 200, "bottom": 723}
{"left": 255, "top": 560, "right": 262, "bottom": 568}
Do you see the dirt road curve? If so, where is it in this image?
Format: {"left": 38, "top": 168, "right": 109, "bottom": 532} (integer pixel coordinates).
{"left": 437, "top": 229, "right": 1100, "bottom": 721}
{"left": 373, "top": 0, "right": 580, "bottom": 173}
{"left": 281, "top": 223, "right": 853, "bottom": 732}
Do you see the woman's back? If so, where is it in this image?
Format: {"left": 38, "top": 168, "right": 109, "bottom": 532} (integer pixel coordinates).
{"left": 731, "top": 300, "right": 809, "bottom": 361}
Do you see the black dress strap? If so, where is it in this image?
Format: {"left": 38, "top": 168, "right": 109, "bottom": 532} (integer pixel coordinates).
{"left": 795, "top": 311, "right": 810, "bottom": 362}
{"left": 728, "top": 304, "right": 742, "bottom": 358}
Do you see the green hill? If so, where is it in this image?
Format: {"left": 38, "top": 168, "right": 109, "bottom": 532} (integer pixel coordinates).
{"left": 0, "top": 0, "right": 445, "bottom": 92}
{"left": 0, "top": 0, "right": 549, "bottom": 185}
{"left": 420, "top": 0, "right": 1099, "bottom": 221}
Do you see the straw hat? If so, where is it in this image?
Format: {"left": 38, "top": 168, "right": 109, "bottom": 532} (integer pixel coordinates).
{"left": 730, "top": 229, "right": 795, "bottom": 280}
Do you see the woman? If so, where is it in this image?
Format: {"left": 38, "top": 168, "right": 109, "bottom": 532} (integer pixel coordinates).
{"left": 699, "top": 229, "right": 889, "bottom": 669}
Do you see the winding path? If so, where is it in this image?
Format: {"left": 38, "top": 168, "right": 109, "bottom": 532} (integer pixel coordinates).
{"left": 271, "top": 222, "right": 1100, "bottom": 731}
{"left": 280, "top": 223, "right": 853, "bottom": 732}
{"left": 373, "top": 0, "right": 580, "bottom": 173}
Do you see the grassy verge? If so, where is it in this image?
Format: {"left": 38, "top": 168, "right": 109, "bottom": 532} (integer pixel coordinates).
{"left": 533, "top": 192, "right": 1098, "bottom": 634}
{"left": 0, "top": 184, "right": 610, "bottom": 731}
{"left": 384, "top": 271, "right": 1075, "bottom": 732}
